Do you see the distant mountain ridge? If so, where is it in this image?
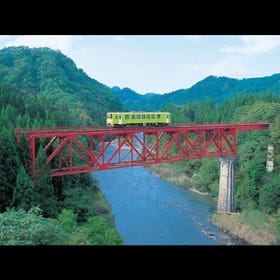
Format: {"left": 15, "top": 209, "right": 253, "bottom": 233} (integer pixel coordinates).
{"left": 112, "top": 74, "right": 280, "bottom": 111}
{"left": 1, "top": 46, "right": 280, "bottom": 115}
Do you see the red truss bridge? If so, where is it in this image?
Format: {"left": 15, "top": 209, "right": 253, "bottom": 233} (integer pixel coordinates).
{"left": 15, "top": 123, "right": 270, "bottom": 177}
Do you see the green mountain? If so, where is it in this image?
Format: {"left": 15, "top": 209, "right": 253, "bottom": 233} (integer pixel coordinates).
{"left": 0, "top": 46, "right": 124, "bottom": 125}
{"left": 113, "top": 74, "right": 280, "bottom": 111}
{"left": 0, "top": 46, "right": 124, "bottom": 244}
{"left": 111, "top": 86, "right": 157, "bottom": 111}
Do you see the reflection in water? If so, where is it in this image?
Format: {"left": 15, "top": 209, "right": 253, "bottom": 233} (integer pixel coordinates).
{"left": 93, "top": 165, "right": 242, "bottom": 245}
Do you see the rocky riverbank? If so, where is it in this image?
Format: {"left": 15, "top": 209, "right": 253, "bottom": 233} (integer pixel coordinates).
{"left": 147, "top": 163, "right": 280, "bottom": 245}
{"left": 147, "top": 163, "right": 209, "bottom": 195}
{"left": 212, "top": 212, "right": 279, "bottom": 245}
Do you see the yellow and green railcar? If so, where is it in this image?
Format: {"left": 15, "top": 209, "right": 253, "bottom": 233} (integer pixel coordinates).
{"left": 106, "top": 112, "right": 171, "bottom": 127}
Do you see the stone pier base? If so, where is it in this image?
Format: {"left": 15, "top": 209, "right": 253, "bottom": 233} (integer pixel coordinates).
{"left": 217, "top": 156, "right": 237, "bottom": 214}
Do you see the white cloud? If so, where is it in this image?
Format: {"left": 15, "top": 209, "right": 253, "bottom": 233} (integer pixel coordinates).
{"left": 3, "top": 35, "right": 77, "bottom": 54}
{"left": 184, "top": 35, "right": 204, "bottom": 42}
{"left": 0, "top": 35, "right": 12, "bottom": 42}
{"left": 113, "top": 35, "right": 125, "bottom": 41}
{"left": 203, "top": 54, "right": 252, "bottom": 79}
{"left": 221, "top": 35, "right": 280, "bottom": 56}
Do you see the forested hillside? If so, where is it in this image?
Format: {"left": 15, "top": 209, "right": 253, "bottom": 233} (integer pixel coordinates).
{"left": 111, "top": 86, "right": 157, "bottom": 111}
{"left": 0, "top": 46, "right": 125, "bottom": 125}
{"left": 149, "top": 93, "right": 280, "bottom": 243}
{"left": 114, "top": 74, "right": 280, "bottom": 111}
{"left": 0, "top": 46, "right": 124, "bottom": 245}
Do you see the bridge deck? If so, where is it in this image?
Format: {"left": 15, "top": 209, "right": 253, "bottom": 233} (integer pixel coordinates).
{"left": 15, "top": 122, "right": 270, "bottom": 137}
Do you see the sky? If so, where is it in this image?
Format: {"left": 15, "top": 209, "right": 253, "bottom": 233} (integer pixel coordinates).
{"left": 0, "top": 35, "right": 280, "bottom": 94}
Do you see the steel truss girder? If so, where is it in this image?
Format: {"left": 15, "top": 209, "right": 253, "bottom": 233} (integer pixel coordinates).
{"left": 15, "top": 123, "right": 270, "bottom": 177}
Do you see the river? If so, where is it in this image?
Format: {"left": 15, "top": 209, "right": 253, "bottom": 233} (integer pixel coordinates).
{"left": 92, "top": 165, "right": 245, "bottom": 245}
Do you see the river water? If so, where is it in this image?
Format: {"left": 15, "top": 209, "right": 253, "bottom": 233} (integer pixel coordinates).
{"left": 92, "top": 165, "right": 244, "bottom": 245}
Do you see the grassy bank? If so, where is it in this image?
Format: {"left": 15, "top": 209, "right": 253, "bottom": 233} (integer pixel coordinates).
{"left": 212, "top": 210, "right": 280, "bottom": 245}
{"left": 148, "top": 162, "right": 209, "bottom": 195}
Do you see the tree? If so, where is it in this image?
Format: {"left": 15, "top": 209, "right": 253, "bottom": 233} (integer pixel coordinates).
{"left": 259, "top": 174, "right": 280, "bottom": 214}
{"left": 0, "top": 207, "right": 69, "bottom": 245}
{"left": 0, "top": 129, "right": 20, "bottom": 212}
{"left": 31, "top": 146, "right": 58, "bottom": 218}
{"left": 58, "top": 209, "right": 78, "bottom": 233}
{"left": 11, "top": 164, "right": 32, "bottom": 211}
{"left": 196, "top": 158, "right": 220, "bottom": 196}
{"left": 16, "top": 133, "right": 32, "bottom": 171}
{"left": 81, "top": 216, "right": 123, "bottom": 245}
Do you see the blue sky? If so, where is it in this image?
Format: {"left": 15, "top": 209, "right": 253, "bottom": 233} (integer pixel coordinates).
{"left": 1, "top": 35, "right": 280, "bottom": 94}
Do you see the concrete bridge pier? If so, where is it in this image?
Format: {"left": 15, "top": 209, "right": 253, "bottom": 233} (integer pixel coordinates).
{"left": 217, "top": 156, "right": 237, "bottom": 214}
{"left": 266, "top": 144, "right": 274, "bottom": 172}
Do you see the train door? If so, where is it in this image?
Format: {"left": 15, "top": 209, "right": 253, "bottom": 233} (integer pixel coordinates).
{"left": 166, "top": 114, "right": 170, "bottom": 124}
{"left": 118, "top": 114, "right": 122, "bottom": 125}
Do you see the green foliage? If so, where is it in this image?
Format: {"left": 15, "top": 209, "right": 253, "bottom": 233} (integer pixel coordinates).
{"left": 79, "top": 216, "right": 123, "bottom": 245}
{"left": 0, "top": 46, "right": 124, "bottom": 125}
{"left": 259, "top": 174, "right": 280, "bottom": 214}
{"left": 0, "top": 47, "right": 126, "bottom": 244}
{"left": 16, "top": 133, "right": 32, "bottom": 170}
{"left": 0, "top": 129, "right": 20, "bottom": 211}
{"left": 275, "top": 209, "right": 280, "bottom": 232}
{"left": 11, "top": 164, "right": 33, "bottom": 210}
{"left": 0, "top": 207, "right": 69, "bottom": 245}
{"left": 195, "top": 158, "right": 220, "bottom": 197}
{"left": 269, "top": 116, "right": 280, "bottom": 172}
{"left": 58, "top": 209, "right": 78, "bottom": 233}
{"left": 57, "top": 209, "right": 123, "bottom": 245}
{"left": 236, "top": 180, "right": 259, "bottom": 210}
{"left": 162, "top": 93, "right": 280, "bottom": 219}
{"left": 233, "top": 101, "right": 280, "bottom": 122}
{"left": 61, "top": 175, "right": 98, "bottom": 222}
{"left": 29, "top": 146, "right": 59, "bottom": 218}
{"left": 163, "top": 103, "right": 194, "bottom": 123}
{"left": 235, "top": 128, "right": 269, "bottom": 210}
{"left": 0, "top": 207, "right": 123, "bottom": 245}
{"left": 238, "top": 209, "right": 270, "bottom": 230}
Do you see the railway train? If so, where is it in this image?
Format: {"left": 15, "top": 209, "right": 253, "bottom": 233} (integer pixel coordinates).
{"left": 106, "top": 112, "right": 171, "bottom": 127}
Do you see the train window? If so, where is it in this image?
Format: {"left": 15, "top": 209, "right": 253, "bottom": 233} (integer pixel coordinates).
{"left": 142, "top": 114, "right": 145, "bottom": 119}
{"left": 125, "top": 115, "right": 129, "bottom": 119}
{"left": 115, "top": 115, "right": 118, "bottom": 119}
{"left": 119, "top": 115, "right": 122, "bottom": 119}
{"left": 147, "top": 114, "right": 150, "bottom": 119}
{"left": 157, "top": 114, "right": 160, "bottom": 119}
{"left": 132, "top": 115, "right": 135, "bottom": 119}
{"left": 151, "top": 115, "right": 155, "bottom": 119}
{"left": 136, "top": 115, "right": 140, "bottom": 119}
